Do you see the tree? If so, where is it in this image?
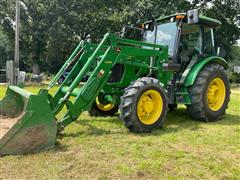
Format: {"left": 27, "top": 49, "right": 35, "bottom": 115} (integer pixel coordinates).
{"left": 0, "top": 27, "right": 13, "bottom": 68}
{"left": 203, "top": 0, "right": 240, "bottom": 59}
{"left": 0, "top": 0, "right": 239, "bottom": 73}
{"left": 0, "top": 0, "right": 15, "bottom": 68}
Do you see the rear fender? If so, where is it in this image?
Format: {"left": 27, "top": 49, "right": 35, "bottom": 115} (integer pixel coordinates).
{"left": 184, "top": 56, "right": 228, "bottom": 87}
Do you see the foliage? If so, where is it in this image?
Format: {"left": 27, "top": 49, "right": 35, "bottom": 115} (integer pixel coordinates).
{"left": 228, "top": 46, "right": 240, "bottom": 83}
{"left": 204, "top": 0, "right": 240, "bottom": 59}
{"left": 229, "top": 46, "right": 240, "bottom": 68}
{"left": 0, "top": 0, "right": 239, "bottom": 73}
{"left": 229, "top": 72, "right": 240, "bottom": 83}
{"left": 0, "top": 27, "right": 13, "bottom": 69}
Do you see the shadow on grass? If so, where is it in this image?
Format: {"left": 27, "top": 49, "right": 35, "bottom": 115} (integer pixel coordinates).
{"left": 53, "top": 140, "right": 69, "bottom": 152}
{"left": 60, "top": 107, "right": 240, "bottom": 138}
{"left": 167, "top": 107, "right": 240, "bottom": 126}
{"left": 63, "top": 117, "right": 123, "bottom": 138}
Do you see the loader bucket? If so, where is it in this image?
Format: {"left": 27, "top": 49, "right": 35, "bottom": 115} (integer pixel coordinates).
{"left": 0, "top": 86, "right": 57, "bottom": 155}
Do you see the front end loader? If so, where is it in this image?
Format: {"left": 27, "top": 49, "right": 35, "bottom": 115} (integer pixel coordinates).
{"left": 0, "top": 87, "right": 56, "bottom": 155}
{"left": 0, "top": 10, "right": 230, "bottom": 155}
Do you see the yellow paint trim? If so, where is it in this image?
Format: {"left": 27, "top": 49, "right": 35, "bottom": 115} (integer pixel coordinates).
{"left": 96, "top": 96, "right": 115, "bottom": 111}
{"left": 137, "top": 90, "right": 163, "bottom": 125}
{"left": 207, "top": 78, "right": 226, "bottom": 111}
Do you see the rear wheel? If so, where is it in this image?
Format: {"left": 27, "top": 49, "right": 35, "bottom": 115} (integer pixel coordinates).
{"left": 187, "top": 64, "right": 230, "bottom": 121}
{"left": 120, "top": 77, "right": 168, "bottom": 132}
{"left": 88, "top": 95, "right": 118, "bottom": 117}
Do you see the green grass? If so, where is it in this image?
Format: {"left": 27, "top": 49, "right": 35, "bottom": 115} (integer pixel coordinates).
{"left": 0, "top": 85, "right": 239, "bottom": 179}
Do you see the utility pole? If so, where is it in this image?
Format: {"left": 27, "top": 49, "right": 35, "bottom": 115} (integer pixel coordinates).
{"left": 14, "top": 0, "right": 20, "bottom": 85}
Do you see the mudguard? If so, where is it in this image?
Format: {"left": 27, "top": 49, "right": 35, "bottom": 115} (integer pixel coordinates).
{"left": 183, "top": 56, "right": 228, "bottom": 87}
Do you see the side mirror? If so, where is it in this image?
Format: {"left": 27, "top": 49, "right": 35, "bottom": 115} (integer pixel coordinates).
{"left": 187, "top": 9, "right": 199, "bottom": 24}
{"left": 120, "top": 25, "right": 144, "bottom": 41}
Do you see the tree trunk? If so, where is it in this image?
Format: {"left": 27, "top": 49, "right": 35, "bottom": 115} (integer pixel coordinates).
{"left": 32, "top": 62, "right": 40, "bottom": 75}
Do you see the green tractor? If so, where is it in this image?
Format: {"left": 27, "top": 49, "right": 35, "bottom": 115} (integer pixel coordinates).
{"left": 0, "top": 10, "right": 230, "bottom": 155}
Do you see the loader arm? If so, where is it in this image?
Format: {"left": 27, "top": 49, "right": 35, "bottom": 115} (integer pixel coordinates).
{"left": 48, "top": 33, "right": 167, "bottom": 130}
{"left": 0, "top": 33, "right": 167, "bottom": 155}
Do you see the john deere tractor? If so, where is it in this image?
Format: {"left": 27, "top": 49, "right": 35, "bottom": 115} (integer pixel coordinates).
{"left": 0, "top": 10, "right": 230, "bottom": 155}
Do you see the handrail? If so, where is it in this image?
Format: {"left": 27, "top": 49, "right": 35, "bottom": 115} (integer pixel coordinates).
{"left": 118, "top": 38, "right": 166, "bottom": 49}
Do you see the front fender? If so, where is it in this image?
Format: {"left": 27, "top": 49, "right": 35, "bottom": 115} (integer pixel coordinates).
{"left": 184, "top": 56, "right": 228, "bottom": 87}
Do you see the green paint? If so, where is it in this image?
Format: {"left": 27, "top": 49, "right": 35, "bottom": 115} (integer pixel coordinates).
{"left": 0, "top": 12, "right": 228, "bottom": 155}
{"left": 0, "top": 88, "right": 57, "bottom": 155}
{"left": 184, "top": 56, "right": 228, "bottom": 87}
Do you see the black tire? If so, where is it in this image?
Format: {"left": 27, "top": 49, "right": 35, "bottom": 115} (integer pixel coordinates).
{"left": 187, "top": 64, "right": 230, "bottom": 122}
{"left": 119, "top": 77, "right": 168, "bottom": 133}
{"left": 168, "top": 104, "right": 177, "bottom": 111}
{"left": 88, "top": 99, "right": 118, "bottom": 117}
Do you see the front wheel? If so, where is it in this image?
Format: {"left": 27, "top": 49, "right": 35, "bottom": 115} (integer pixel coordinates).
{"left": 120, "top": 77, "right": 168, "bottom": 132}
{"left": 88, "top": 96, "right": 118, "bottom": 117}
{"left": 187, "top": 64, "right": 230, "bottom": 121}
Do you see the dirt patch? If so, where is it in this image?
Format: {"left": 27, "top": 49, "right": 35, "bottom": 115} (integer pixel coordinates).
{"left": 10, "top": 125, "right": 50, "bottom": 153}
{"left": 0, "top": 115, "right": 21, "bottom": 139}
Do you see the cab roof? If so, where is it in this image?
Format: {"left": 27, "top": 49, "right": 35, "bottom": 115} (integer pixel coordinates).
{"left": 145, "top": 13, "right": 222, "bottom": 29}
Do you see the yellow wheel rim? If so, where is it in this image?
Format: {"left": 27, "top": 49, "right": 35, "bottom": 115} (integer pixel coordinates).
{"left": 137, "top": 90, "right": 163, "bottom": 125}
{"left": 96, "top": 96, "right": 115, "bottom": 111}
{"left": 207, "top": 78, "right": 226, "bottom": 111}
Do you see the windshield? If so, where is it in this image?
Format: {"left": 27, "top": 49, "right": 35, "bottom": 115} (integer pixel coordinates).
{"left": 144, "top": 22, "right": 177, "bottom": 56}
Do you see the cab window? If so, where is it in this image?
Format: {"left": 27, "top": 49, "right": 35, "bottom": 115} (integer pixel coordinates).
{"left": 144, "top": 22, "right": 178, "bottom": 57}
{"left": 179, "top": 24, "right": 201, "bottom": 62}
{"left": 203, "top": 27, "right": 214, "bottom": 55}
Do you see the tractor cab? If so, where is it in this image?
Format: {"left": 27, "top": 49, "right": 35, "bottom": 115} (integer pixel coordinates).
{"left": 142, "top": 10, "right": 221, "bottom": 63}
{"left": 122, "top": 10, "right": 221, "bottom": 74}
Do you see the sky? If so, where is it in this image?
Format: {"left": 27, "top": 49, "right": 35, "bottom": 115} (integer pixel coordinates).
{"left": 237, "top": 40, "right": 240, "bottom": 46}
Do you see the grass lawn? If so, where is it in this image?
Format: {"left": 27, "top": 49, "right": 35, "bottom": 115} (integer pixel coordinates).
{"left": 0, "top": 85, "right": 239, "bottom": 179}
